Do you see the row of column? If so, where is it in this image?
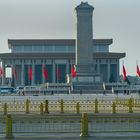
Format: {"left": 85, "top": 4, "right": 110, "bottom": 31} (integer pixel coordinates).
{"left": 21, "top": 62, "right": 70, "bottom": 86}
{"left": 1, "top": 59, "right": 119, "bottom": 85}
{"left": 1, "top": 60, "right": 71, "bottom": 86}
{"left": 96, "top": 61, "right": 119, "bottom": 82}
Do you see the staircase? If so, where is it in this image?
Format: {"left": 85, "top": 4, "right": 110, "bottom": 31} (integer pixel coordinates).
{"left": 72, "top": 82, "right": 111, "bottom": 94}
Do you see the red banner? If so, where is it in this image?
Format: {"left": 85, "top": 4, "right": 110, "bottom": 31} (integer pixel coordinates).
{"left": 71, "top": 65, "right": 76, "bottom": 78}
{"left": 43, "top": 65, "right": 48, "bottom": 80}
{"left": 14, "top": 66, "right": 18, "bottom": 80}
{"left": 28, "top": 65, "right": 32, "bottom": 80}
{"left": 123, "top": 65, "right": 127, "bottom": 80}
{"left": 58, "top": 67, "right": 61, "bottom": 79}
{"left": 137, "top": 65, "right": 140, "bottom": 77}
{"left": 0, "top": 66, "right": 2, "bottom": 78}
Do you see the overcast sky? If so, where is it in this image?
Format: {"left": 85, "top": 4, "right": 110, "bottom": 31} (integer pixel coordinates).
{"left": 0, "top": 0, "right": 140, "bottom": 76}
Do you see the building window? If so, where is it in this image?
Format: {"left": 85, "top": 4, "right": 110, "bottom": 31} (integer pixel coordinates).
{"left": 93, "top": 45, "right": 109, "bottom": 52}
{"left": 54, "top": 46, "right": 67, "bottom": 53}
{"left": 67, "top": 46, "right": 75, "bottom": 53}
{"left": 23, "top": 46, "right": 32, "bottom": 52}
{"left": 32, "top": 46, "right": 43, "bottom": 52}
{"left": 44, "top": 46, "right": 53, "bottom": 52}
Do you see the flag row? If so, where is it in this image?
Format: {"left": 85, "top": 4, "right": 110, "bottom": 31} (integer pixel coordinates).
{"left": 0, "top": 64, "right": 140, "bottom": 81}
{"left": 0, "top": 64, "right": 77, "bottom": 80}
{"left": 122, "top": 64, "right": 140, "bottom": 80}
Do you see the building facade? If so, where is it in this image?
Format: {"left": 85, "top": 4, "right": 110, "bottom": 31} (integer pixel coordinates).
{"left": 0, "top": 39, "right": 125, "bottom": 86}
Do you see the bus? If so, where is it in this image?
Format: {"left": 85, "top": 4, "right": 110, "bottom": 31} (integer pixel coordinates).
{"left": 0, "top": 87, "right": 15, "bottom": 94}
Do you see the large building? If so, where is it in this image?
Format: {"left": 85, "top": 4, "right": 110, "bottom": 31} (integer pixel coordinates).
{"left": 0, "top": 39, "right": 125, "bottom": 86}
{"left": 0, "top": 2, "right": 125, "bottom": 86}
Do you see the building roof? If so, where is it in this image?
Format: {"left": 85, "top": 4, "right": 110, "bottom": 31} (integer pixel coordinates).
{"left": 0, "top": 52, "right": 125, "bottom": 60}
{"left": 8, "top": 39, "right": 113, "bottom": 48}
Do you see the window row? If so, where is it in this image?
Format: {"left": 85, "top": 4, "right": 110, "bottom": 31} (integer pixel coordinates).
{"left": 11, "top": 45, "right": 109, "bottom": 53}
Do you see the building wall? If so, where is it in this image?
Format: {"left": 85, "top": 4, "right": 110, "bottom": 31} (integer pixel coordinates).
{"left": 4, "top": 57, "right": 119, "bottom": 86}
{"left": 11, "top": 45, "right": 109, "bottom": 53}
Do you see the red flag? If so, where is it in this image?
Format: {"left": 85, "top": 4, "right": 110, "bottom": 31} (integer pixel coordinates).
{"left": 123, "top": 65, "right": 127, "bottom": 80}
{"left": 43, "top": 65, "right": 48, "bottom": 80}
{"left": 71, "top": 65, "right": 76, "bottom": 78}
{"left": 58, "top": 67, "right": 61, "bottom": 79}
{"left": 28, "top": 65, "right": 32, "bottom": 80}
{"left": 14, "top": 67, "right": 18, "bottom": 80}
{"left": 137, "top": 65, "right": 140, "bottom": 77}
{"left": 0, "top": 66, "right": 2, "bottom": 78}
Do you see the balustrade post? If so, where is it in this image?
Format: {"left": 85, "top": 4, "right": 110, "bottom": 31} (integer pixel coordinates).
{"left": 95, "top": 98, "right": 98, "bottom": 113}
{"left": 4, "top": 103, "right": 7, "bottom": 115}
{"left": 5, "top": 114, "right": 14, "bottom": 138}
{"left": 44, "top": 100, "right": 49, "bottom": 113}
{"left": 80, "top": 113, "right": 89, "bottom": 137}
{"left": 128, "top": 98, "right": 133, "bottom": 113}
{"left": 25, "top": 99, "right": 30, "bottom": 114}
{"left": 112, "top": 102, "right": 116, "bottom": 114}
{"left": 76, "top": 102, "right": 80, "bottom": 114}
{"left": 60, "top": 99, "right": 64, "bottom": 113}
{"left": 40, "top": 102, "right": 43, "bottom": 115}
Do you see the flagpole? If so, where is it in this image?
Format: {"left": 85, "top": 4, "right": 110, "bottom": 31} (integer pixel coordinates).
{"left": 42, "top": 64, "right": 45, "bottom": 84}
{"left": 122, "top": 60, "right": 124, "bottom": 94}
{"left": 122, "top": 60, "right": 124, "bottom": 66}
{"left": 137, "top": 60, "right": 138, "bottom": 94}
{"left": 57, "top": 64, "right": 58, "bottom": 94}
{"left": 136, "top": 60, "right": 138, "bottom": 77}
{"left": 42, "top": 64, "right": 44, "bottom": 84}
{"left": 14, "top": 65, "right": 16, "bottom": 86}
{"left": 57, "top": 64, "right": 58, "bottom": 84}
{"left": 0, "top": 63, "right": 2, "bottom": 80}
{"left": 121, "top": 60, "right": 123, "bottom": 94}
{"left": 136, "top": 60, "right": 138, "bottom": 66}
{"left": 136, "top": 60, "right": 139, "bottom": 94}
{"left": 28, "top": 65, "right": 29, "bottom": 85}
{"left": 12, "top": 65, "right": 15, "bottom": 87}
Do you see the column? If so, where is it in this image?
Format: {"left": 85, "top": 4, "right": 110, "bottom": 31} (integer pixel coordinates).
{"left": 11, "top": 64, "right": 15, "bottom": 86}
{"left": 66, "top": 60, "right": 69, "bottom": 74}
{"left": 97, "top": 60, "right": 100, "bottom": 73}
{"left": 117, "top": 60, "right": 119, "bottom": 82}
{"left": 42, "top": 60, "right": 45, "bottom": 84}
{"left": 21, "top": 60, "right": 25, "bottom": 86}
{"left": 52, "top": 60, "right": 55, "bottom": 83}
{"left": 70, "top": 63, "right": 72, "bottom": 73}
{"left": 2, "top": 60, "right": 6, "bottom": 86}
{"left": 107, "top": 60, "right": 110, "bottom": 82}
{"left": 32, "top": 60, "right": 35, "bottom": 85}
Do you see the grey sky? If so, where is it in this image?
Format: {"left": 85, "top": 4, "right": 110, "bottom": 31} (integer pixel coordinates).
{"left": 0, "top": 0, "right": 140, "bottom": 76}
